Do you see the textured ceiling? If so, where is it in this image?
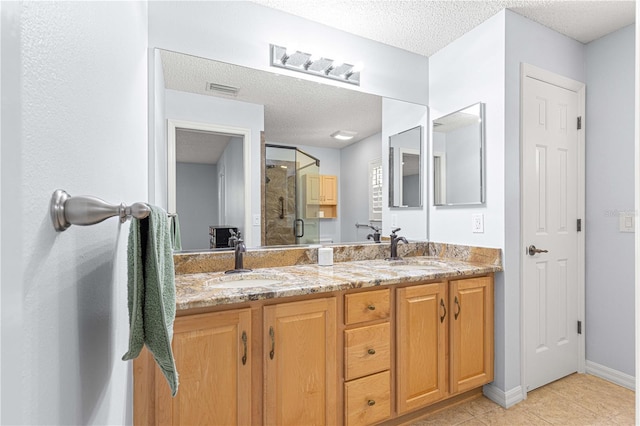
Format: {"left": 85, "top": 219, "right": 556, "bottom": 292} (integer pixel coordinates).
{"left": 161, "top": 50, "right": 382, "bottom": 149}
{"left": 253, "top": 0, "right": 635, "bottom": 57}
{"left": 176, "top": 129, "right": 231, "bottom": 165}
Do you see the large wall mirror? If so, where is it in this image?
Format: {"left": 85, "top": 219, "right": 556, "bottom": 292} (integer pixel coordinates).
{"left": 389, "top": 126, "right": 423, "bottom": 208}
{"left": 155, "top": 49, "right": 429, "bottom": 251}
{"left": 432, "top": 102, "right": 485, "bottom": 206}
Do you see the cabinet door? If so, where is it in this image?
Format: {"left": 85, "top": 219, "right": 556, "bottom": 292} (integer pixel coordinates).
{"left": 306, "top": 174, "right": 321, "bottom": 204}
{"left": 450, "top": 276, "right": 494, "bottom": 394}
{"left": 264, "top": 298, "right": 337, "bottom": 426}
{"left": 320, "top": 175, "right": 337, "bottom": 204}
{"left": 157, "top": 309, "right": 252, "bottom": 425}
{"left": 396, "top": 283, "right": 447, "bottom": 413}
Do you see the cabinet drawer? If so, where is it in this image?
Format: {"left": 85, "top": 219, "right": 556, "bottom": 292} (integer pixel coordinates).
{"left": 344, "top": 371, "right": 391, "bottom": 426}
{"left": 344, "top": 289, "right": 390, "bottom": 325}
{"left": 344, "top": 323, "right": 390, "bottom": 380}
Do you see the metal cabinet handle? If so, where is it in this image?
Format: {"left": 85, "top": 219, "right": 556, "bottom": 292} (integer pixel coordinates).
{"left": 269, "top": 326, "right": 275, "bottom": 360}
{"left": 367, "top": 348, "right": 376, "bottom": 355}
{"left": 367, "top": 400, "right": 376, "bottom": 406}
{"left": 440, "top": 298, "right": 447, "bottom": 323}
{"left": 528, "top": 245, "right": 549, "bottom": 256}
{"left": 454, "top": 296, "right": 461, "bottom": 320}
{"left": 367, "top": 305, "right": 376, "bottom": 311}
{"left": 241, "top": 331, "right": 248, "bottom": 366}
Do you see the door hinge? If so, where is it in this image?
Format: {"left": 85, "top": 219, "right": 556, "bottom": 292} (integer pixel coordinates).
{"left": 577, "top": 320, "right": 582, "bottom": 335}
{"left": 577, "top": 218, "right": 582, "bottom": 232}
{"left": 577, "top": 116, "right": 582, "bottom": 130}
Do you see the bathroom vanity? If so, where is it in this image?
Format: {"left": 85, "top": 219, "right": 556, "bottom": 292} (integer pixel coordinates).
{"left": 134, "top": 243, "right": 500, "bottom": 425}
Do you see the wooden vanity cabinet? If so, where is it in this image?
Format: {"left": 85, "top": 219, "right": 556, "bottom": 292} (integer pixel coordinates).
{"left": 264, "top": 297, "right": 337, "bottom": 426}
{"left": 395, "top": 276, "right": 494, "bottom": 417}
{"left": 450, "top": 276, "right": 494, "bottom": 394}
{"left": 396, "top": 283, "right": 448, "bottom": 414}
{"left": 343, "top": 289, "right": 392, "bottom": 426}
{"left": 155, "top": 308, "right": 252, "bottom": 426}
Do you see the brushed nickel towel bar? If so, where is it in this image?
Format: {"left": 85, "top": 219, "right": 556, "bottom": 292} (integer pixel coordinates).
{"left": 50, "top": 189, "right": 151, "bottom": 232}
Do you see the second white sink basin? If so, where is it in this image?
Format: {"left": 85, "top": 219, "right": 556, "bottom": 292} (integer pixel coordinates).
{"left": 208, "top": 278, "right": 282, "bottom": 289}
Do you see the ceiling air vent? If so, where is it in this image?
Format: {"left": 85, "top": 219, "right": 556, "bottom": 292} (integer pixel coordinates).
{"left": 206, "top": 82, "right": 239, "bottom": 96}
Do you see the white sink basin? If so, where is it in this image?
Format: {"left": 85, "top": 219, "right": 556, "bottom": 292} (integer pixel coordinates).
{"left": 208, "top": 278, "right": 282, "bottom": 289}
{"left": 392, "top": 264, "right": 444, "bottom": 271}
{"left": 389, "top": 259, "right": 450, "bottom": 269}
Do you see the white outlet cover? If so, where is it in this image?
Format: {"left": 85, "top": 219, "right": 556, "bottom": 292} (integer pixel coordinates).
{"left": 252, "top": 214, "right": 260, "bottom": 226}
{"left": 472, "top": 213, "right": 484, "bottom": 233}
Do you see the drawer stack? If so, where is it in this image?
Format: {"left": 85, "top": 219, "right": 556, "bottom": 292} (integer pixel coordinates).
{"left": 343, "top": 289, "right": 391, "bottom": 426}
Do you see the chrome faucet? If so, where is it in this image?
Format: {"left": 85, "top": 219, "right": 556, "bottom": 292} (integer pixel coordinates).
{"left": 389, "top": 227, "right": 408, "bottom": 260}
{"left": 225, "top": 232, "right": 251, "bottom": 274}
{"left": 367, "top": 225, "right": 381, "bottom": 243}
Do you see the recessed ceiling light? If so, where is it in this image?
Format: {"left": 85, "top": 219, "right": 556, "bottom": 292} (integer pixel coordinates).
{"left": 331, "top": 130, "right": 358, "bottom": 141}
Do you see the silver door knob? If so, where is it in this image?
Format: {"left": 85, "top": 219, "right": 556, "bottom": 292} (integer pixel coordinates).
{"left": 528, "top": 245, "right": 549, "bottom": 256}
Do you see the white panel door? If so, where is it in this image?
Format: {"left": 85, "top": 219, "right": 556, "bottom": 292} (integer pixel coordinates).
{"left": 523, "top": 75, "right": 581, "bottom": 391}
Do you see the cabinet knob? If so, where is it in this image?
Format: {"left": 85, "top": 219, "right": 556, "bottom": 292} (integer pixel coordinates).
{"left": 367, "top": 348, "right": 376, "bottom": 355}
{"left": 367, "top": 400, "right": 376, "bottom": 406}
{"left": 367, "top": 305, "right": 376, "bottom": 311}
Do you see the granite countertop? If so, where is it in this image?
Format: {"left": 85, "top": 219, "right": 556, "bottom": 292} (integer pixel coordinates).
{"left": 175, "top": 256, "right": 502, "bottom": 311}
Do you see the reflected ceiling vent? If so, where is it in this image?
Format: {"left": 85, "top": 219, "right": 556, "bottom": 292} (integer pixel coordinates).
{"left": 206, "top": 82, "right": 239, "bottom": 96}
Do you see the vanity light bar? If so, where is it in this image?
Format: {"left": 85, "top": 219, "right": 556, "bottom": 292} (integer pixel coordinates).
{"left": 269, "top": 44, "right": 361, "bottom": 86}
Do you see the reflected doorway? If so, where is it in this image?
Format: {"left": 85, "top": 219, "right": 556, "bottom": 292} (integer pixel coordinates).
{"left": 264, "top": 145, "right": 320, "bottom": 246}
{"left": 167, "top": 119, "right": 252, "bottom": 251}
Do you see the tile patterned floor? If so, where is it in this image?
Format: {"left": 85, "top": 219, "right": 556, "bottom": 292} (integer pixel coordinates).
{"left": 410, "top": 374, "right": 635, "bottom": 425}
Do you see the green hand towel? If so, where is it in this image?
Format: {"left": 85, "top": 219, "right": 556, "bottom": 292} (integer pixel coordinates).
{"left": 170, "top": 214, "right": 182, "bottom": 252}
{"left": 122, "top": 205, "right": 179, "bottom": 396}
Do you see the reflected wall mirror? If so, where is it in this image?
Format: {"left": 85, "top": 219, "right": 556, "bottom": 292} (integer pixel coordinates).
{"left": 156, "top": 49, "right": 428, "bottom": 250}
{"left": 389, "top": 125, "right": 423, "bottom": 208}
{"left": 432, "top": 102, "right": 485, "bottom": 206}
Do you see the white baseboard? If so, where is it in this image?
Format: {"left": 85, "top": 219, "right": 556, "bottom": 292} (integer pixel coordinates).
{"left": 585, "top": 360, "right": 635, "bottom": 391}
{"left": 483, "top": 383, "right": 524, "bottom": 408}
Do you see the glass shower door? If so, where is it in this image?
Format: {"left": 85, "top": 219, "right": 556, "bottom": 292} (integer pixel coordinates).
{"left": 295, "top": 150, "right": 319, "bottom": 245}
{"left": 264, "top": 145, "right": 320, "bottom": 246}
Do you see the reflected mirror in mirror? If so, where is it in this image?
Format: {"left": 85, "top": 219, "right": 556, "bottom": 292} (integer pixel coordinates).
{"left": 389, "top": 125, "right": 423, "bottom": 208}
{"left": 432, "top": 102, "right": 485, "bottom": 206}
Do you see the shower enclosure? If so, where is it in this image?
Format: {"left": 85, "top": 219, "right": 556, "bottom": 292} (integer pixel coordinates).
{"left": 264, "top": 145, "right": 320, "bottom": 246}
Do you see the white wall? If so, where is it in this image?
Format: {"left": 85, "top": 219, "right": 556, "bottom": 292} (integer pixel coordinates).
{"left": 340, "top": 133, "right": 382, "bottom": 242}
{"left": 382, "top": 98, "right": 429, "bottom": 241}
{"left": 428, "top": 11, "right": 505, "bottom": 249}
{"left": 148, "top": 1, "right": 428, "bottom": 105}
{"left": 1, "top": 2, "right": 147, "bottom": 424}
{"left": 585, "top": 24, "right": 635, "bottom": 378}
{"left": 163, "top": 89, "right": 264, "bottom": 247}
{"left": 176, "top": 162, "right": 218, "bottom": 250}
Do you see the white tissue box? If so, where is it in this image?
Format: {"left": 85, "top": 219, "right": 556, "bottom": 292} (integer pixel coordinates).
{"left": 318, "top": 247, "right": 333, "bottom": 266}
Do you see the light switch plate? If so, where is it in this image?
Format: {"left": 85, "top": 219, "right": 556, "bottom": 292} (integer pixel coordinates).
{"left": 391, "top": 214, "right": 398, "bottom": 228}
{"left": 472, "top": 213, "right": 484, "bottom": 233}
{"left": 619, "top": 212, "right": 635, "bottom": 233}
{"left": 252, "top": 214, "right": 261, "bottom": 226}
